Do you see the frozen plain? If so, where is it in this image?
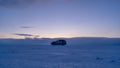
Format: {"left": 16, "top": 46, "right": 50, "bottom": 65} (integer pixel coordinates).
{"left": 0, "top": 44, "right": 120, "bottom": 68}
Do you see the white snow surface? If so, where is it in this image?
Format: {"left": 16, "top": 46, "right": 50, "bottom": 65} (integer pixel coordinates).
{"left": 0, "top": 44, "right": 120, "bottom": 68}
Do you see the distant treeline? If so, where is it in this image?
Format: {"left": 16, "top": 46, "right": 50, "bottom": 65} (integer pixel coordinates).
{"left": 0, "top": 37, "right": 120, "bottom": 45}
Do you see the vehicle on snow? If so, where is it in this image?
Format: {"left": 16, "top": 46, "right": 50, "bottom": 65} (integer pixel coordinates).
{"left": 51, "top": 40, "right": 67, "bottom": 46}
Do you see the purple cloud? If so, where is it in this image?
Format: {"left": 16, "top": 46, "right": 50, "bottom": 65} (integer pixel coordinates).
{"left": 0, "top": 0, "right": 53, "bottom": 8}
{"left": 0, "top": 0, "right": 78, "bottom": 8}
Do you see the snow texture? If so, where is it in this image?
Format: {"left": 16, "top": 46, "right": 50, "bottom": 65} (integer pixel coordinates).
{"left": 0, "top": 44, "right": 120, "bottom": 68}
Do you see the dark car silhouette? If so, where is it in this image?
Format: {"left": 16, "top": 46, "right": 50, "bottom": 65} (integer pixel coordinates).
{"left": 51, "top": 40, "right": 67, "bottom": 46}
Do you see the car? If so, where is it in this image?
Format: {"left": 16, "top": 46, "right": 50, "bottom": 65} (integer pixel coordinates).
{"left": 51, "top": 40, "right": 67, "bottom": 46}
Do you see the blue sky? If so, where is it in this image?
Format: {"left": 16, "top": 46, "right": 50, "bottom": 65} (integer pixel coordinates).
{"left": 0, "top": 0, "right": 120, "bottom": 38}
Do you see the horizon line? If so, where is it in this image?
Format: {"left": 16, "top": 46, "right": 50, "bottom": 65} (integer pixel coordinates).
{"left": 0, "top": 36, "right": 120, "bottom": 39}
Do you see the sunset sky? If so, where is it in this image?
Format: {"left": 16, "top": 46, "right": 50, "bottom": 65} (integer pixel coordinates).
{"left": 0, "top": 0, "right": 120, "bottom": 38}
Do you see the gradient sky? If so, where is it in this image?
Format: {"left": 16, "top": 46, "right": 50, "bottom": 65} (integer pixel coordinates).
{"left": 0, "top": 0, "right": 120, "bottom": 38}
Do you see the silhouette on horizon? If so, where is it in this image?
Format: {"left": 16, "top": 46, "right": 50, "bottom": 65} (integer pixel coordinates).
{"left": 51, "top": 40, "right": 67, "bottom": 46}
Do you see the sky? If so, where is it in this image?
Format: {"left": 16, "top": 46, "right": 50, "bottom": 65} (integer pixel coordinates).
{"left": 0, "top": 0, "right": 120, "bottom": 38}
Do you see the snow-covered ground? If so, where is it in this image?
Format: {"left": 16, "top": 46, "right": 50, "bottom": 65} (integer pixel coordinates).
{"left": 0, "top": 44, "right": 120, "bottom": 68}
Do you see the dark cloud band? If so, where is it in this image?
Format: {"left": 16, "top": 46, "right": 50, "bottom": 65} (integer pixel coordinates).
{"left": 21, "top": 26, "right": 33, "bottom": 28}
{"left": 14, "top": 33, "right": 33, "bottom": 36}
{"left": 13, "top": 33, "right": 40, "bottom": 38}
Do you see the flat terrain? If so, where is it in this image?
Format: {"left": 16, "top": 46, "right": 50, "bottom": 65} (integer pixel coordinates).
{"left": 0, "top": 44, "right": 120, "bottom": 68}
